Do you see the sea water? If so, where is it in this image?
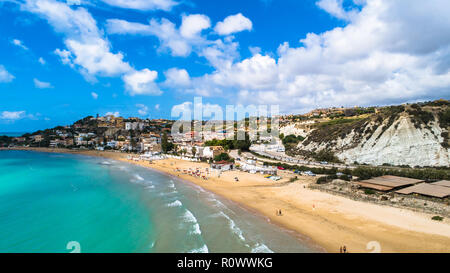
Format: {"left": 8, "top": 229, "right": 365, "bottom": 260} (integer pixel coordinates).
{"left": 0, "top": 151, "right": 318, "bottom": 253}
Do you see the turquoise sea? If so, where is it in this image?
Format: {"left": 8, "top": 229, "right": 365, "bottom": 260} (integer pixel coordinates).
{"left": 0, "top": 151, "right": 318, "bottom": 253}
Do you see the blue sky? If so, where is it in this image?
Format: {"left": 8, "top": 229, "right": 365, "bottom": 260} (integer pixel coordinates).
{"left": 0, "top": 0, "right": 449, "bottom": 132}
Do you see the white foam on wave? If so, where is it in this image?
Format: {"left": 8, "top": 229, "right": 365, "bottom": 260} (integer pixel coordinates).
{"left": 251, "top": 243, "right": 274, "bottom": 253}
{"left": 189, "top": 244, "right": 209, "bottom": 253}
{"left": 167, "top": 200, "right": 183, "bottom": 207}
{"left": 206, "top": 197, "right": 228, "bottom": 210}
{"left": 214, "top": 211, "right": 246, "bottom": 242}
{"left": 100, "top": 161, "right": 112, "bottom": 165}
{"left": 182, "top": 210, "right": 198, "bottom": 223}
{"left": 181, "top": 210, "right": 204, "bottom": 236}
{"left": 134, "top": 174, "right": 145, "bottom": 181}
{"left": 190, "top": 223, "right": 202, "bottom": 235}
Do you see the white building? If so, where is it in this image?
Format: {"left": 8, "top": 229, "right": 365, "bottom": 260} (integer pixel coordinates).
{"left": 125, "top": 122, "right": 145, "bottom": 131}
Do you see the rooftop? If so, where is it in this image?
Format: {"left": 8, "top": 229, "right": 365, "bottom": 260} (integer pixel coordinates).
{"left": 358, "top": 175, "right": 424, "bottom": 191}
{"left": 396, "top": 183, "right": 450, "bottom": 198}
{"left": 431, "top": 180, "right": 450, "bottom": 188}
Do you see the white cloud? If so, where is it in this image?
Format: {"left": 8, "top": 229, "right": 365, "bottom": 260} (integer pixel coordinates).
{"left": 106, "top": 14, "right": 239, "bottom": 65}
{"left": 171, "top": 101, "right": 222, "bottom": 120}
{"left": 316, "top": 0, "right": 358, "bottom": 21}
{"left": 185, "top": 0, "right": 450, "bottom": 112}
{"left": 21, "top": 0, "right": 155, "bottom": 95}
{"left": 100, "top": 0, "right": 178, "bottom": 11}
{"left": 0, "top": 65, "right": 14, "bottom": 83}
{"left": 0, "top": 111, "right": 26, "bottom": 120}
{"left": 91, "top": 92, "right": 98, "bottom": 99}
{"left": 11, "top": 39, "right": 29, "bottom": 50}
{"left": 136, "top": 104, "right": 149, "bottom": 116}
{"left": 164, "top": 68, "right": 191, "bottom": 87}
{"left": 171, "top": 101, "right": 192, "bottom": 117}
{"left": 64, "top": 37, "right": 131, "bottom": 77}
{"left": 249, "top": 46, "right": 262, "bottom": 55}
{"left": 123, "top": 68, "right": 162, "bottom": 96}
{"left": 107, "top": 18, "right": 192, "bottom": 57}
{"left": 155, "top": 104, "right": 160, "bottom": 111}
{"left": 214, "top": 13, "right": 253, "bottom": 35}
{"left": 38, "top": 57, "right": 46, "bottom": 65}
{"left": 105, "top": 111, "right": 120, "bottom": 117}
{"left": 179, "top": 14, "right": 211, "bottom": 39}
{"left": 34, "top": 78, "right": 53, "bottom": 89}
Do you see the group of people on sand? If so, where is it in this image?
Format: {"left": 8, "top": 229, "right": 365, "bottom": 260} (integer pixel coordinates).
{"left": 175, "top": 167, "right": 209, "bottom": 180}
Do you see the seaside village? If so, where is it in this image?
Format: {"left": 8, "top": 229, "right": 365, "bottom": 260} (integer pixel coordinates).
{"left": 2, "top": 109, "right": 450, "bottom": 218}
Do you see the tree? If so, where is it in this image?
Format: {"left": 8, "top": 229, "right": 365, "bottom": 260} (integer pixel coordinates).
{"left": 214, "top": 153, "right": 231, "bottom": 162}
{"left": 161, "top": 132, "right": 174, "bottom": 153}
{"left": 191, "top": 147, "right": 197, "bottom": 157}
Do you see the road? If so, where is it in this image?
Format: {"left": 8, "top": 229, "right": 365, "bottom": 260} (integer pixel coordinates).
{"left": 230, "top": 148, "right": 352, "bottom": 170}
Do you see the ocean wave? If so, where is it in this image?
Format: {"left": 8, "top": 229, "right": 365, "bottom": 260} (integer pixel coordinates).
{"left": 134, "top": 174, "right": 145, "bottom": 181}
{"left": 167, "top": 200, "right": 183, "bottom": 207}
{"left": 182, "top": 210, "right": 198, "bottom": 223}
{"left": 190, "top": 223, "right": 202, "bottom": 235}
{"left": 214, "top": 211, "right": 246, "bottom": 242}
{"left": 181, "top": 210, "right": 204, "bottom": 236}
{"left": 251, "top": 243, "right": 274, "bottom": 253}
{"left": 189, "top": 244, "right": 209, "bottom": 253}
{"left": 206, "top": 197, "right": 228, "bottom": 210}
{"left": 100, "top": 161, "right": 112, "bottom": 165}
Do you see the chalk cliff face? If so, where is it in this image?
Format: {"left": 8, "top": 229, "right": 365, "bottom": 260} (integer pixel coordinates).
{"left": 294, "top": 106, "right": 449, "bottom": 167}
{"left": 280, "top": 123, "right": 309, "bottom": 138}
{"left": 338, "top": 115, "right": 448, "bottom": 166}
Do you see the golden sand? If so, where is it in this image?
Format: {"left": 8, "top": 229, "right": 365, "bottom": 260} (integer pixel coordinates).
{"left": 6, "top": 147, "right": 450, "bottom": 253}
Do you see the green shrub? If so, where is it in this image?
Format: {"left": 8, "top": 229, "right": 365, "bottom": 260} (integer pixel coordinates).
{"left": 364, "top": 189, "right": 376, "bottom": 195}
{"left": 432, "top": 216, "right": 444, "bottom": 221}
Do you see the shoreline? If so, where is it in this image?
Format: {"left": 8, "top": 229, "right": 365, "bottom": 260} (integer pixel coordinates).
{"left": 3, "top": 147, "right": 450, "bottom": 253}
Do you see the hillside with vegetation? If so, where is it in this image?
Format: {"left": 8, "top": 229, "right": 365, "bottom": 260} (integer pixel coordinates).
{"left": 286, "top": 100, "right": 449, "bottom": 167}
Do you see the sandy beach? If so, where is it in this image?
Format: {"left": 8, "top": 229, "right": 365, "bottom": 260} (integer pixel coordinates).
{"left": 4, "top": 147, "right": 450, "bottom": 253}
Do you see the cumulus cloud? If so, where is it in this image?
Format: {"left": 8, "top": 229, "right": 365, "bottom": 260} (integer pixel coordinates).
{"left": 21, "top": 0, "right": 158, "bottom": 96}
{"left": 0, "top": 111, "right": 26, "bottom": 120}
{"left": 34, "top": 78, "right": 53, "bottom": 89}
{"left": 185, "top": 0, "right": 450, "bottom": 113}
{"left": 214, "top": 13, "right": 253, "bottom": 35}
{"left": 123, "top": 69, "right": 162, "bottom": 96}
{"left": 0, "top": 65, "right": 14, "bottom": 83}
{"left": 179, "top": 14, "right": 211, "bottom": 39}
{"left": 106, "top": 14, "right": 212, "bottom": 57}
{"left": 91, "top": 91, "right": 98, "bottom": 99}
{"left": 100, "top": 0, "right": 178, "bottom": 11}
{"left": 316, "top": 0, "right": 358, "bottom": 21}
{"left": 164, "top": 68, "right": 191, "bottom": 87}
{"left": 106, "top": 14, "right": 239, "bottom": 65}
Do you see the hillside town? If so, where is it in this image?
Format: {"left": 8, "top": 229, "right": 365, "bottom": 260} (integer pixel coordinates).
{"left": 1, "top": 99, "right": 448, "bottom": 168}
